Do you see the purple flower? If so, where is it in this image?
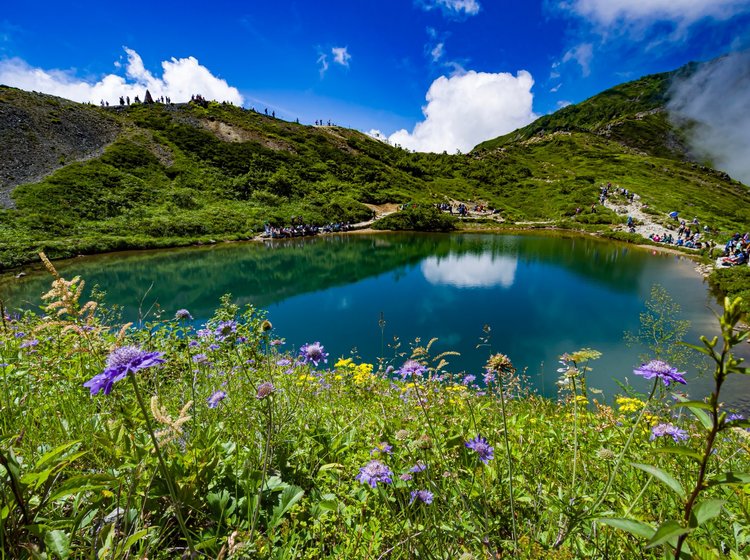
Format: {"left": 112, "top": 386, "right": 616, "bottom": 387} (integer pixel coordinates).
{"left": 276, "top": 358, "right": 292, "bottom": 367}
{"left": 410, "top": 461, "right": 427, "bottom": 473}
{"left": 207, "top": 390, "right": 227, "bottom": 408}
{"left": 270, "top": 338, "right": 285, "bottom": 346}
{"left": 197, "top": 328, "right": 212, "bottom": 338}
{"left": 633, "top": 360, "right": 686, "bottom": 387}
{"left": 651, "top": 423, "right": 688, "bottom": 442}
{"left": 371, "top": 442, "right": 393, "bottom": 455}
{"left": 465, "top": 435, "right": 494, "bottom": 464}
{"left": 462, "top": 374, "right": 476, "bottom": 385}
{"left": 214, "top": 320, "right": 237, "bottom": 341}
{"left": 400, "top": 473, "right": 413, "bottom": 481}
{"left": 209, "top": 344, "right": 220, "bottom": 351}
{"left": 256, "top": 382, "right": 275, "bottom": 400}
{"left": 20, "top": 339, "right": 39, "bottom": 349}
{"left": 397, "top": 360, "right": 427, "bottom": 380}
{"left": 84, "top": 346, "right": 165, "bottom": 396}
{"left": 355, "top": 459, "right": 393, "bottom": 488}
{"left": 193, "top": 353, "right": 209, "bottom": 364}
{"left": 299, "top": 342, "right": 328, "bottom": 367}
{"left": 409, "top": 490, "right": 434, "bottom": 505}
{"left": 175, "top": 309, "right": 193, "bottom": 321}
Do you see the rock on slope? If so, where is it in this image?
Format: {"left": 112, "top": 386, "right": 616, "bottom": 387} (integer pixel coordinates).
{"left": 0, "top": 86, "right": 120, "bottom": 208}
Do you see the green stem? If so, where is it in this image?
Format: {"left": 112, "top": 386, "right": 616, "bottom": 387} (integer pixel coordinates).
{"left": 497, "top": 375, "right": 518, "bottom": 553}
{"left": 555, "top": 378, "right": 659, "bottom": 549}
{"left": 674, "top": 373, "right": 725, "bottom": 558}
{"left": 128, "top": 374, "right": 194, "bottom": 554}
{"left": 571, "top": 374, "right": 579, "bottom": 495}
{"left": 250, "top": 398, "right": 273, "bottom": 540}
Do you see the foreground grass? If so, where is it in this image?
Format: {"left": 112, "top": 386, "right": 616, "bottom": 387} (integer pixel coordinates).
{"left": 1, "top": 262, "right": 750, "bottom": 559}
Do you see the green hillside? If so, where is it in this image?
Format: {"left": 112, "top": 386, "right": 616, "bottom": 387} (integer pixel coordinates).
{"left": 0, "top": 58, "right": 748, "bottom": 273}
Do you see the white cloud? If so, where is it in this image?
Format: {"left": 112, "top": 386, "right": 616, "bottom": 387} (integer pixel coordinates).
{"left": 317, "top": 53, "right": 329, "bottom": 77}
{"left": 422, "top": 253, "right": 518, "bottom": 288}
{"left": 431, "top": 42, "right": 445, "bottom": 62}
{"left": 561, "top": 42, "right": 593, "bottom": 76}
{"left": 563, "top": 0, "right": 750, "bottom": 29}
{"left": 418, "top": 0, "right": 481, "bottom": 16}
{"left": 388, "top": 69, "right": 537, "bottom": 153}
{"left": 556, "top": 100, "right": 572, "bottom": 109}
{"left": 331, "top": 46, "right": 351, "bottom": 67}
{"left": 667, "top": 50, "right": 750, "bottom": 185}
{"left": 367, "top": 129, "right": 389, "bottom": 142}
{"left": 550, "top": 83, "right": 562, "bottom": 92}
{"left": 0, "top": 47, "right": 243, "bottom": 105}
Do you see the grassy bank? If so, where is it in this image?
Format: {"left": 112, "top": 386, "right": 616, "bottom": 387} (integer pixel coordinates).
{"left": 1, "top": 260, "right": 749, "bottom": 559}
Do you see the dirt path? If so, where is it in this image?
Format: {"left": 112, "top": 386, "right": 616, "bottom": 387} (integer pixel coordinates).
{"left": 601, "top": 194, "right": 681, "bottom": 241}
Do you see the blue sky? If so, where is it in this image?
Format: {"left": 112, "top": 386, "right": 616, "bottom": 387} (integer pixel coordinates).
{"left": 1, "top": 0, "right": 749, "bottom": 153}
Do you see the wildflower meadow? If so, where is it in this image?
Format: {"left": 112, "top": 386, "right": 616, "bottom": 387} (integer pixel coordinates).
{"left": 1, "top": 254, "right": 750, "bottom": 559}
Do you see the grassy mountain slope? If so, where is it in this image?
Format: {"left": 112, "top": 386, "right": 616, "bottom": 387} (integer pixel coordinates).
{"left": 473, "top": 67, "right": 695, "bottom": 159}
{"left": 0, "top": 58, "right": 748, "bottom": 271}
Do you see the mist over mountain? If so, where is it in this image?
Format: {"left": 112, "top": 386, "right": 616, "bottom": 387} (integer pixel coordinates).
{"left": 667, "top": 50, "right": 750, "bottom": 185}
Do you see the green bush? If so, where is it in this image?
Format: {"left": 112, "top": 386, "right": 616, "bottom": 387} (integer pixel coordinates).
{"left": 372, "top": 204, "right": 457, "bottom": 232}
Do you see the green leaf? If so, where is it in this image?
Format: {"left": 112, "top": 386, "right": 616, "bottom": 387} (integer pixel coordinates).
{"left": 269, "top": 485, "right": 304, "bottom": 529}
{"left": 632, "top": 463, "right": 686, "bottom": 499}
{"left": 673, "top": 397, "right": 712, "bottom": 429}
{"left": 118, "top": 529, "right": 150, "bottom": 552}
{"left": 690, "top": 499, "right": 725, "bottom": 528}
{"left": 651, "top": 446, "right": 702, "bottom": 461}
{"left": 35, "top": 441, "right": 81, "bottom": 470}
{"left": 47, "top": 474, "right": 113, "bottom": 503}
{"left": 708, "top": 472, "right": 750, "bottom": 486}
{"left": 674, "top": 400, "right": 713, "bottom": 411}
{"left": 318, "top": 463, "right": 344, "bottom": 471}
{"left": 646, "top": 519, "right": 690, "bottom": 548}
{"left": 44, "top": 529, "right": 71, "bottom": 560}
{"left": 598, "top": 517, "right": 655, "bottom": 539}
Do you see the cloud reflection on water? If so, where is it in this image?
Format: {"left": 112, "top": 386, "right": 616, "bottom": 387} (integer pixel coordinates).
{"left": 421, "top": 253, "right": 518, "bottom": 288}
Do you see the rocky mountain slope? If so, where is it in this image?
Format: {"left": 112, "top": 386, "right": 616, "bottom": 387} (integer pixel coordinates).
{"left": 0, "top": 87, "right": 120, "bottom": 208}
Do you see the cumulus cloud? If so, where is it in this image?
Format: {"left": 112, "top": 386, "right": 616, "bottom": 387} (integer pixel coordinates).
{"left": 563, "top": 0, "right": 750, "bottom": 29}
{"left": 0, "top": 47, "right": 243, "bottom": 105}
{"left": 388, "top": 69, "right": 537, "bottom": 153}
{"left": 667, "top": 50, "right": 750, "bottom": 185}
{"left": 422, "top": 253, "right": 518, "bottom": 288}
{"left": 561, "top": 42, "right": 593, "bottom": 76}
{"left": 367, "top": 129, "right": 389, "bottom": 142}
{"left": 417, "top": 0, "right": 481, "bottom": 17}
{"left": 331, "top": 46, "right": 351, "bottom": 67}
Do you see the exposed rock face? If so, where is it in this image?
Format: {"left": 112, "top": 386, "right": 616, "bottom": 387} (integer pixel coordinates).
{"left": 0, "top": 86, "right": 120, "bottom": 208}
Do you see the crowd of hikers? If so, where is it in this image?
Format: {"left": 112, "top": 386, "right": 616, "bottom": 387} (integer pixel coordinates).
{"left": 261, "top": 221, "right": 353, "bottom": 239}
{"left": 717, "top": 232, "right": 750, "bottom": 266}
{"left": 648, "top": 215, "right": 710, "bottom": 248}
{"left": 434, "top": 202, "right": 498, "bottom": 216}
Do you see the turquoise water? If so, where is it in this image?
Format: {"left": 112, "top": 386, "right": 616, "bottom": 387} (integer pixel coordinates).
{"left": 2, "top": 232, "right": 748, "bottom": 407}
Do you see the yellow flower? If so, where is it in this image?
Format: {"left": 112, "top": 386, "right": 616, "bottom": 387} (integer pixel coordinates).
{"left": 335, "top": 357, "right": 353, "bottom": 369}
{"left": 353, "top": 363, "right": 375, "bottom": 385}
{"left": 616, "top": 397, "right": 645, "bottom": 414}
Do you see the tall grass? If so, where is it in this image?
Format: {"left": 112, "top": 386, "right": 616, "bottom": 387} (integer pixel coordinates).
{"left": 1, "top": 261, "right": 749, "bottom": 558}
